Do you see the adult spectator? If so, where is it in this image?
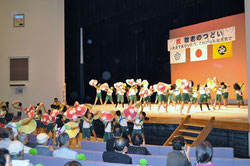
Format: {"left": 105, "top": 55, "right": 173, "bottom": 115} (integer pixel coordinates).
{"left": 195, "top": 141, "right": 215, "bottom": 166}
{"left": 64, "top": 161, "right": 82, "bottom": 166}
{"left": 8, "top": 141, "right": 33, "bottom": 166}
{"left": 0, "top": 128, "right": 14, "bottom": 149}
{"left": 53, "top": 133, "right": 78, "bottom": 159}
{"left": 0, "top": 148, "right": 11, "bottom": 166}
{"left": 127, "top": 134, "right": 151, "bottom": 155}
{"left": 106, "top": 126, "right": 122, "bottom": 152}
{"left": 103, "top": 138, "right": 132, "bottom": 164}
{"left": 17, "top": 133, "right": 31, "bottom": 153}
{"left": 35, "top": 133, "right": 54, "bottom": 156}
{"left": 167, "top": 136, "right": 191, "bottom": 166}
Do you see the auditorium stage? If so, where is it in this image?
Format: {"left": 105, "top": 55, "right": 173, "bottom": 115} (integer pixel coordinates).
{"left": 91, "top": 104, "right": 249, "bottom": 132}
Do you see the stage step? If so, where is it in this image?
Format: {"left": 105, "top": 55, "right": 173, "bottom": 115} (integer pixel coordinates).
{"left": 163, "top": 115, "right": 215, "bottom": 147}
{"left": 184, "top": 122, "right": 206, "bottom": 127}
{"left": 179, "top": 128, "right": 201, "bottom": 134}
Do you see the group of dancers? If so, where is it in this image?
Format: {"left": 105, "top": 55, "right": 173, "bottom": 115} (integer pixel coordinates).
{"left": 0, "top": 98, "right": 148, "bottom": 146}
{"left": 90, "top": 78, "right": 245, "bottom": 114}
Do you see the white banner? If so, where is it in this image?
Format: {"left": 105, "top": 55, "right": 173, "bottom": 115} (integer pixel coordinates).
{"left": 170, "top": 49, "right": 186, "bottom": 64}
{"left": 168, "top": 26, "right": 235, "bottom": 51}
{"left": 190, "top": 45, "right": 208, "bottom": 62}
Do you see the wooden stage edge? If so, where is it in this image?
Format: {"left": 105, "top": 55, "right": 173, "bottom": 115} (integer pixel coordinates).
{"left": 91, "top": 104, "right": 250, "bottom": 132}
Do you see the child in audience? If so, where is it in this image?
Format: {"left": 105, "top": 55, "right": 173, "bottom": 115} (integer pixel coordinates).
{"left": 233, "top": 83, "right": 244, "bottom": 109}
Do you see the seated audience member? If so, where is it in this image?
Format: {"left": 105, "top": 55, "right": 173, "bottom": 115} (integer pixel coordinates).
{"left": 0, "top": 128, "right": 14, "bottom": 149}
{"left": 106, "top": 126, "right": 122, "bottom": 152}
{"left": 8, "top": 141, "right": 33, "bottom": 166}
{"left": 64, "top": 161, "right": 82, "bottom": 166}
{"left": 127, "top": 134, "right": 151, "bottom": 155}
{"left": 17, "top": 133, "right": 31, "bottom": 153}
{"left": 0, "top": 148, "right": 11, "bottom": 166}
{"left": 35, "top": 133, "right": 54, "bottom": 156}
{"left": 167, "top": 136, "right": 191, "bottom": 166}
{"left": 195, "top": 141, "right": 215, "bottom": 166}
{"left": 103, "top": 138, "right": 132, "bottom": 164}
{"left": 53, "top": 133, "right": 78, "bottom": 159}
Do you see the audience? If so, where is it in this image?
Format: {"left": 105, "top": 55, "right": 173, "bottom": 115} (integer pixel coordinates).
{"left": 0, "top": 148, "right": 11, "bottom": 166}
{"left": 35, "top": 133, "right": 54, "bottom": 156}
{"left": 127, "top": 134, "right": 151, "bottom": 155}
{"left": 53, "top": 133, "right": 78, "bottom": 159}
{"left": 195, "top": 141, "right": 215, "bottom": 166}
{"left": 167, "top": 136, "right": 191, "bottom": 166}
{"left": 103, "top": 137, "right": 132, "bottom": 164}
{"left": 64, "top": 161, "right": 82, "bottom": 166}
{"left": 8, "top": 141, "right": 33, "bottom": 166}
{"left": 106, "top": 126, "right": 123, "bottom": 152}
{"left": 17, "top": 133, "right": 31, "bottom": 153}
{"left": 0, "top": 128, "right": 14, "bottom": 149}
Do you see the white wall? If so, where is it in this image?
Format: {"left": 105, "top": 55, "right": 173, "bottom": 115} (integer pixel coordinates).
{"left": 0, "top": 0, "right": 64, "bottom": 114}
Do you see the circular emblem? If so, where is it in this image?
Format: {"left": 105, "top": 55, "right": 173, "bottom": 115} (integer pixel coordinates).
{"left": 174, "top": 52, "right": 181, "bottom": 60}
{"left": 195, "top": 49, "right": 202, "bottom": 58}
{"left": 218, "top": 45, "right": 226, "bottom": 55}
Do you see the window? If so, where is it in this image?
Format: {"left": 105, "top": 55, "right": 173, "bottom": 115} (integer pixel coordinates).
{"left": 10, "top": 58, "right": 29, "bottom": 81}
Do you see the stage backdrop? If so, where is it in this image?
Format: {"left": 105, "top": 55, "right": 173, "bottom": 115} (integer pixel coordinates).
{"left": 169, "top": 13, "right": 247, "bottom": 100}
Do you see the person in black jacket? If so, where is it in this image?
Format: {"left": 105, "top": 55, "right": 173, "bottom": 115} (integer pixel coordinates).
{"left": 167, "top": 136, "right": 191, "bottom": 166}
{"left": 103, "top": 137, "right": 132, "bottom": 164}
{"left": 127, "top": 134, "right": 151, "bottom": 155}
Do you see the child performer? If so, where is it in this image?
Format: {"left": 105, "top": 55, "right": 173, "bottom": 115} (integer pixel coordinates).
{"left": 116, "top": 88, "right": 125, "bottom": 108}
{"left": 100, "top": 117, "right": 114, "bottom": 142}
{"left": 168, "top": 85, "right": 175, "bottom": 106}
{"left": 115, "top": 110, "right": 131, "bottom": 142}
{"left": 199, "top": 84, "right": 210, "bottom": 111}
{"left": 132, "top": 111, "right": 148, "bottom": 146}
{"left": 213, "top": 85, "right": 223, "bottom": 110}
{"left": 104, "top": 87, "right": 115, "bottom": 106}
{"left": 12, "top": 101, "right": 23, "bottom": 117}
{"left": 53, "top": 114, "right": 79, "bottom": 146}
{"left": 233, "top": 83, "right": 244, "bottom": 109}
{"left": 180, "top": 80, "right": 194, "bottom": 114}
{"left": 191, "top": 84, "right": 199, "bottom": 108}
{"left": 82, "top": 112, "right": 94, "bottom": 141}
{"left": 173, "top": 85, "right": 181, "bottom": 111}
{"left": 157, "top": 86, "right": 168, "bottom": 112}
{"left": 4, "top": 113, "right": 34, "bottom": 139}
{"left": 221, "top": 82, "right": 229, "bottom": 108}
{"left": 205, "top": 84, "right": 213, "bottom": 106}
{"left": 129, "top": 85, "right": 138, "bottom": 105}
{"left": 143, "top": 86, "right": 153, "bottom": 111}
{"left": 94, "top": 83, "right": 103, "bottom": 106}
{"left": 34, "top": 110, "right": 42, "bottom": 134}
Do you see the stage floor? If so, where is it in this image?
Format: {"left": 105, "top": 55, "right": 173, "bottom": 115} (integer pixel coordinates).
{"left": 91, "top": 103, "right": 249, "bottom": 131}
